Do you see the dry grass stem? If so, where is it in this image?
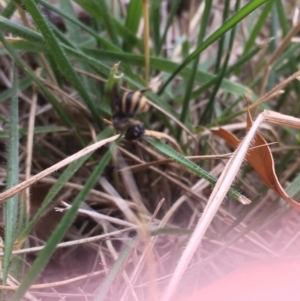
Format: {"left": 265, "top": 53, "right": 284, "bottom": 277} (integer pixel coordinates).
{"left": 0, "top": 270, "right": 105, "bottom": 291}
{"left": 0, "top": 135, "right": 120, "bottom": 203}
{"left": 0, "top": 227, "right": 137, "bottom": 257}
{"left": 250, "top": 69, "right": 300, "bottom": 110}
{"left": 162, "top": 111, "right": 278, "bottom": 301}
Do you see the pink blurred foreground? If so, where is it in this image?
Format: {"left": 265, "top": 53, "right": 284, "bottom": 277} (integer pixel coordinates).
{"left": 181, "top": 257, "right": 300, "bottom": 301}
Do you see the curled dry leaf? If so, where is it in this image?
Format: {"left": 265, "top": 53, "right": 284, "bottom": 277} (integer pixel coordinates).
{"left": 211, "top": 110, "right": 300, "bottom": 211}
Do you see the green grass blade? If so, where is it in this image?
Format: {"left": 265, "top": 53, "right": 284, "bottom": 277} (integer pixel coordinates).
{"left": 10, "top": 140, "right": 118, "bottom": 301}
{"left": 0, "top": 16, "right": 44, "bottom": 43}
{"left": 0, "top": 15, "right": 253, "bottom": 102}
{"left": 0, "top": 126, "right": 68, "bottom": 139}
{"left": 214, "top": 0, "right": 230, "bottom": 73}
{"left": 0, "top": 18, "right": 110, "bottom": 79}
{"left": 274, "top": 1, "right": 300, "bottom": 95}
{"left": 114, "top": 18, "right": 144, "bottom": 52}
{"left": 125, "top": 0, "right": 142, "bottom": 34}
{"left": 158, "top": 0, "right": 268, "bottom": 94}
{"left": 177, "top": 0, "right": 212, "bottom": 139}
{"left": 73, "top": 0, "right": 143, "bottom": 51}
{"left": 93, "top": 0, "right": 119, "bottom": 47}
{"left": 157, "top": 0, "right": 181, "bottom": 55}
{"left": 73, "top": 0, "right": 119, "bottom": 47}
{"left": 2, "top": 63, "right": 19, "bottom": 284}
{"left": 200, "top": 0, "right": 240, "bottom": 125}
{"left": 37, "top": 0, "right": 119, "bottom": 51}
{"left": 59, "top": 0, "right": 80, "bottom": 43}
{"left": 150, "top": 0, "right": 161, "bottom": 55}
{"left": 280, "top": 173, "right": 300, "bottom": 205}
{"left": 79, "top": 48, "right": 255, "bottom": 98}
{"left": 190, "top": 45, "right": 260, "bottom": 101}
{"left": 0, "top": 39, "right": 47, "bottom": 53}
{"left": 1, "top": 1, "right": 16, "bottom": 18}
{"left": 50, "top": 20, "right": 76, "bottom": 47}
{"left": 0, "top": 76, "right": 32, "bottom": 103}
{"left": 3, "top": 39, "right": 254, "bottom": 111}
{"left": 103, "top": 62, "right": 122, "bottom": 113}
{"left": 1, "top": 36, "right": 256, "bottom": 129}
{"left": 0, "top": 31, "right": 87, "bottom": 154}
{"left": 18, "top": 127, "right": 113, "bottom": 241}
{"left": 145, "top": 137, "right": 249, "bottom": 204}
{"left": 243, "top": 0, "right": 274, "bottom": 54}
{"left": 93, "top": 236, "right": 138, "bottom": 301}
{"left": 275, "top": 0, "right": 289, "bottom": 34}
{"left": 22, "top": 0, "right": 101, "bottom": 126}
{"left": 0, "top": 31, "right": 74, "bottom": 128}
{"left": 123, "top": 0, "right": 142, "bottom": 51}
{"left": 267, "top": 3, "right": 278, "bottom": 91}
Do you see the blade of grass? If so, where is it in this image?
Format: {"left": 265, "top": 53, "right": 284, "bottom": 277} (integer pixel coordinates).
{"left": 190, "top": 45, "right": 260, "bottom": 101}
{"left": 0, "top": 31, "right": 74, "bottom": 128}
{"left": 0, "top": 76, "right": 32, "bottom": 103}
{"left": 266, "top": 3, "right": 278, "bottom": 92}
{"left": 49, "top": 19, "right": 76, "bottom": 48}
{"left": 0, "top": 16, "right": 44, "bottom": 43}
{"left": 158, "top": 0, "right": 268, "bottom": 94}
{"left": 143, "top": 0, "right": 150, "bottom": 85}
{"left": 80, "top": 48, "right": 254, "bottom": 98}
{"left": 162, "top": 113, "right": 265, "bottom": 301}
{"left": 156, "top": 0, "right": 181, "bottom": 55}
{"left": 274, "top": 1, "right": 300, "bottom": 95}
{"left": 3, "top": 36, "right": 256, "bottom": 136}
{"left": 275, "top": 0, "right": 288, "bottom": 34}
{"left": 145, "top": 137, "right": 250, "bottom": 205}
{"left": 199, "top": 0, "right": 240, "bottom": 125}
{"left": 4, "top": 38, "right": 255, "bottom": 121}
{"left": 10, "top": 138, "right": 118, "bottom": 301}
{"left": 243, "top": 0, "right": 274, "bottom": 54}
{"left": 93, "top": 236, "right": 139, "bottom": 301}
{"left": 0, "top": 34, "right": 90, "bottom": 151}
{"left": 0, "top": 39, "right": 48, "bottom": 54}
{"left": 3, "top": 23, "right": 254, "bottom": 134}
{"left": 59, "top": 0, "right": 80, "bottom": 44}
{"left": 123, "top": 0, "right": 142, "bottom": 51}
{"left": 95, "top": 0, "right": 120, "bottom": 47}
{"left": 103, "top": 62, "right": 122, "bottom": 111}
{"left": 0, "top": 18, "right": 111, "bottom": 80}
{"left": 0, "top": 126, "right": 68, "bottom": 139}
{"left": 1, "top": 1, "right": 16, "bottom": 18}
{"left": 150, "top": 0, "right": 161, "bottom": 55}
{"left": 37, "top": 0, "right": 119, "bottom": 51}
{"left": 73, "top": 0, "right": 143, "bottom": 51}
{"left": 58, "top": 0, "right": 100, "bottom": 107}
{"left": 0, "top": 16, "right": 254, "bottom": 100}
{"left": 22, "top": 0, "right": 102, "bottom": 127}
{"left": 2, "top": 63, "right": 19, "bottom": 284}
{"left": 177, "top": 0, "right": 212, "bottom": 139}
{"left": 73, "top": 0, "right": 119, "bottom": 47}
{"left": 17, "top": 127, "right": 113, "bottom": 241}
{"left": 214, "top": 0, "right": 230, "bottom": 73}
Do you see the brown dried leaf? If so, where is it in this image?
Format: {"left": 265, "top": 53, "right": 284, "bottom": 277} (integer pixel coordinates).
{"left": 211, "top": 110, "right": 300, "bottom": 211}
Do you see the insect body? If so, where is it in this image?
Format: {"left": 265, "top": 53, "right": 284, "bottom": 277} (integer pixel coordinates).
{"left": 113, "top": 91, "right": 149, "bottom": 118}
{"left": 112, "top": 90, "right": 149, "bottom": 140}
{"left": 124, "top": 122, "right": 145, "bottom": 140}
